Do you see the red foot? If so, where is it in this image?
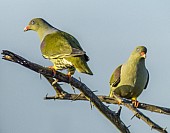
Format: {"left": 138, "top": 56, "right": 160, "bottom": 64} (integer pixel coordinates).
{"left": 132, "top": 100, "right": 139, "bottom": 108}
{"left": 67, "top": 72, "right": 72, "bottom": 82}
{"left": 48, "top": 66, "right": 56, "bottom": 76}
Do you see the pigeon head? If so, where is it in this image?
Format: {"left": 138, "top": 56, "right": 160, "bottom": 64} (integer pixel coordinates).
{"left": 24, "top": 18, "right": 54, "bottom": 32}
{"left": 131, "top": 46, "right": 147, "bottom": 60}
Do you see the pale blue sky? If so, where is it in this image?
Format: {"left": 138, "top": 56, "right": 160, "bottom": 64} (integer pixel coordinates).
{"left": 1, "top": 0, "right": 170, "bottom": 132}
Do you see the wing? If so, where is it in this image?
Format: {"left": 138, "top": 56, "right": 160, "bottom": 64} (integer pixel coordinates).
{"left": 59, "top": 30, "right": 83, "bottom": 50}
{"left": 144, "top": 69, "right": 149, "bottom": 89}
{"left": 60, "top": 30, "right": 90, "bottom": 62}
{"left": 40, "top": 32, "right": 85, "bottom": 59}
{"left": 109, "top": 65, "right": 122, "bottom": 87}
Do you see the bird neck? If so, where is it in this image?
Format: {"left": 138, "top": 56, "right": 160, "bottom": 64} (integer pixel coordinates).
{"left": 127, "top": 55, "right": 145, "bottom": 67}
{"left": 37, "top": 25, "right": 57, "bottom": 42}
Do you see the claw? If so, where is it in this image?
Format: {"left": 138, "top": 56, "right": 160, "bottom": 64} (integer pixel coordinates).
{"left": 67, "top": 72, "right": 72, "bottom": 82}
{"left": 112, "top": 92, "right": 122, "bottom": 105}
{"left": 132, "top": 100, "right": 139, "bottom": 108}
{"left": 117, "top": 101, "right": 122, "bottom": 105}
{"left": 48, "top": 66, "right": 57, "bottom": 76}
{"left": 67, "top": 72, "right": 75, "bottom": 92}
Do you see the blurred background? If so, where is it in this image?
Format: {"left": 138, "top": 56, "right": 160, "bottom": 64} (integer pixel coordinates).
{"left": 0, "top": 0, "right": 170, "bottom": 132}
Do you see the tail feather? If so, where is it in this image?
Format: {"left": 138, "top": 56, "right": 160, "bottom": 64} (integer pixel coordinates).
{"left": 78, "top": 64, "right": 93, "bottom": 75}
{"left": 75, "top": 58, "right": 93, "bottom": 75}
{"left": 66, "top": 56, "right": 93, "bottom": 75}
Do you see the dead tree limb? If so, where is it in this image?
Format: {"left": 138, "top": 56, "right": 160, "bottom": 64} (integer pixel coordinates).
{"left": 1, "top": 50, "right": 130, "bottom": 133}
{"left": 113, "top": 93, "right": 168, "bottom": 133}
{"left": 44, "top": 94, "right": 170, "bottom": 116}
{"left": 45, "top": 94, "right": 168, "bottom": 133}
{"left": 2, "top": 50, "right": 169, "bottom": 133}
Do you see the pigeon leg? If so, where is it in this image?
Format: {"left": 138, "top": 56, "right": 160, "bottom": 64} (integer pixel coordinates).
{"left": 67, "top": 71, "right": 72, "bottom": 82}
{"left": 131, "top": 97, "right": 139, "bottom": 107}
{"left": 48, "top": 66, "right": 57, "bottom": 76}
{"left": 48, "top": 66, "right": 58, "bottom": 85}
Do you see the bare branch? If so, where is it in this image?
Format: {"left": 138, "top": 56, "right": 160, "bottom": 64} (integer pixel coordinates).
{"left": 138, "top": 103, "right": 170, "bottom": 115}
{"left": 113, "top": 93, "right": 168, "bottom": 133}
{"left": 44, "top": 93, "right": 170, "bottom": 116}
{"left": 1, "top": 50, "right": 130, "bottom": 133}
{"left": 45, "top": 94, "right": 169, "bottom": 133}
{"left": 44, "top": 76, "right": 68, "bottom": 97}
{"left": 2, "top": 50, "right": 170, "bottom": 132}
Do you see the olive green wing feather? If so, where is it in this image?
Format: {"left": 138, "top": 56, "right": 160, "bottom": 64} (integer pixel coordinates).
{"left": 60, "top": 31, "right": 90, "bottom": 62}
{"left": 110, "top": 65, "right": 122, "bottom": 87}
{"left": 59, "top": 31, "right": 83, "bottom": 50}
{"left": 40, "top": 32, "right": 85, "bottom": 59}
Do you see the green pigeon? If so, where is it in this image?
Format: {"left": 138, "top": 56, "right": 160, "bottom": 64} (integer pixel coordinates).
{"left": 109, "top": 46, "right": 149, "bottom": 107}
{"left": 24, "top": 18, "right": 93, "bottom": 76}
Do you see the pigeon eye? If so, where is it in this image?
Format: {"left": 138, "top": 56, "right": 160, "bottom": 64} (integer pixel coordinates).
{"left": 136, "top": 48, "right": 140, "bottom": 52}
{"left": 31, "top": 20, "right": 35, "bottom": 25}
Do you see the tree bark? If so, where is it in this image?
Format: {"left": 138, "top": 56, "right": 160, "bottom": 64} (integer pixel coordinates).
{"left": 2, "top": 50, "right": 169, "bottom": 133}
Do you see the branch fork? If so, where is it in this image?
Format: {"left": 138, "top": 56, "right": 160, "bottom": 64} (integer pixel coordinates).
{"left": 2, "top": 50, "right": 169, "bottom": 133}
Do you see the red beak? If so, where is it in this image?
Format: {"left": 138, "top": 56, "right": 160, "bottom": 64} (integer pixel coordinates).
{"left": 140, "top": 51, "right": 146, "bottom": 58}
{"left": 24, "top": 26, "right": 30, "bottom": 32}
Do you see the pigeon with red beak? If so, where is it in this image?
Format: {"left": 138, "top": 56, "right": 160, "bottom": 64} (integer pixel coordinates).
{"left": 109, "top": 46, "right": 149, "bottom": 107}
{"left": 24, "top": 18, "right": 93, "bottom": 76}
